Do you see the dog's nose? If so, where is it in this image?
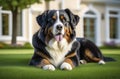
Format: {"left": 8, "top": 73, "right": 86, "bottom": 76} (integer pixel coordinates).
{"left": 56, "top": 25, "right": 62, "bottom": 30}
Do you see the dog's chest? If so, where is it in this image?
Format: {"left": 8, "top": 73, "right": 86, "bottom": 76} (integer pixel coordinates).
{"left": 46, "top": 48, "right": 67, "bottom": 67}
{"left": 45, "top": 38, "right": 72, "bottom": 67}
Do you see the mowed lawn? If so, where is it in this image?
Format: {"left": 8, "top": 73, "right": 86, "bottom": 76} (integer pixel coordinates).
{"left": 0, "top": 49, "right": 120, "bottom": 79}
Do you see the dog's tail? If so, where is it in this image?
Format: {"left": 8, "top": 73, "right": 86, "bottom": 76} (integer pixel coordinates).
{"left": 103, "top": 57, "right": 116, "bottom": 62}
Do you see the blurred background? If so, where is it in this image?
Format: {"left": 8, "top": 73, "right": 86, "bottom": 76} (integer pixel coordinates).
{"left": 0, "top": 0, "right": 120, "bottom": 48}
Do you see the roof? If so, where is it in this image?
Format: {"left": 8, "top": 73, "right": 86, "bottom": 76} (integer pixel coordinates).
{"left": 81, "top": 0, "right": 120, "bottom": 4}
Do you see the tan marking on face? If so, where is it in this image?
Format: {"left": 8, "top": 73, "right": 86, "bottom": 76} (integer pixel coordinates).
{"left": 64, "top": 27, "right": 73, "bottom": 43}
{"left": 45, "top": 27, "right": 53, "bottom": 44}
{"left": 52, "top": 15, "right": 56, "bottom": 20}
{"left": 60, "top": 15, "right": 64, "bottom": 20}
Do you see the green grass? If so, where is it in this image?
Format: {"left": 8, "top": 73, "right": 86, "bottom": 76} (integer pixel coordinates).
{"left": 0, "top": 49, "right": 120, "bottom": 79}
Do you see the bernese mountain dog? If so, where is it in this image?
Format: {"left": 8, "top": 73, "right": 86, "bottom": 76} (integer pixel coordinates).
{"left": 29, "top": 9, "right": 108, "bottom": 71}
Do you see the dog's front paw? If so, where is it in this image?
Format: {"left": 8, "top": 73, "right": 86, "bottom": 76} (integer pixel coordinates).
{"left": 43, "top": 64, "right": 55, "bottom": 71}
{"left": 60, "top": 62, "right": 72, "bottom": 70}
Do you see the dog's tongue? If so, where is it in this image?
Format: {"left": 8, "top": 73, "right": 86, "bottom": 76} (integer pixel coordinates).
{"left": 55, "top": 35, "right": 63, "bottom": 42}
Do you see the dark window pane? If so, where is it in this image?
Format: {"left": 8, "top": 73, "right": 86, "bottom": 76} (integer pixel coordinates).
{"left": 84, "top": 18, "right": 95, "bottom": 43}
{"left": 85, "top": 11, "right": 95, "bottom": 15}
{"left": 110, "top": 17, "right": 118, "bottom": 39}
{"left": 109, "top": 11, "right": 118, "bottom": 15}
{"left": 2, "top": 14, "right": 9, "bottom": 35}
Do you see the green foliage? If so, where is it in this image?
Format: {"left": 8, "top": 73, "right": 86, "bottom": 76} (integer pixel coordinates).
{"left": 100, "top": 46, "right": 120, "bottom": 49}
{"left": 0, "top": 0, "right": 42, "bottom": 45}
{"left": 23, "top": 42, "right": 33, "bottom": 48}
{"left": 0, "top": 0, "right": 41, "bottom": 10}
{"left": 0, "top": 42, "right": 8, "bottom": 48}
{"left": 0, "top": 42, "right": 33, "bottom": 49}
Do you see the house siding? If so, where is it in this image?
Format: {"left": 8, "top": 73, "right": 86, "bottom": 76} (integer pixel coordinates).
{"left": 0, "top": 0, "right": 120, "bottom": 46}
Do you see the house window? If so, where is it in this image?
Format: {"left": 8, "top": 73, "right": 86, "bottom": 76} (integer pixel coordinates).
{"left": 83, "top": 11, "right": 97, "bottom": 43}
{"left": 106, "top": 7, "right": 120, "bottom": 43}
{"left": 109, "top": 10, "right": 120, "bottom": 40}
{"left": 84, "top": 18, "right": 96, "bottom": 42}
{"left": 0, "top": 9, "right": 26, "bottom": 41}
{"left": 2, "top": 14, "right": 9, "bottom": 35}
{"left": 1, "top": 11, "right": 23, "bottom": 36}
{"left": 82, "top": 4, "right": 101, "bottom": 46}
{"left": 110, "top": 17, "right": 118, "bottom": 39}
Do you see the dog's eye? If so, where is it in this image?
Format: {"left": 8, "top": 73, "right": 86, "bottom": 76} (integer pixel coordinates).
{"left": 52, "top": 15, "right": 56, "bottom": 20}
{"left": 60, "top": 15, "right": 64, "bottom": 20}
{"left": 47, "top": 16, "right": 56, "bottom": 25}
{"left": 60, "top": 15, "right": 68, "bottom": 25}
{"left": 60, "top": 15, "right": 66, "bottom": 22}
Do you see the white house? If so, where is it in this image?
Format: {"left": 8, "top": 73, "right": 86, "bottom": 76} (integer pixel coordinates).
{"left": 0, "top": 0, "right": 120, "bottom": 46}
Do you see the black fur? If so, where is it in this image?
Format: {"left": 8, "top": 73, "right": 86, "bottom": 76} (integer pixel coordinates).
{"left": 65, "top": 9, "right": 79, "bottom": 29}
{"left": 29, "top": 32, "right": 52, "bottom": 66}
{"left": 29, "top": 31, "right": 80, "bottom": 67}
{"left": 29, "top": 9, "right": 80, "bottom": 68}
{"left": 36, "top": 10, "right": 56, "bottom": 28}
{"left": 77, "top": 38, "right": 104, "bottom": 61}
{"left": 29, "top": 9, "right": 115, "bottom": 70}
{"left": 77, "top": 38, "right": 115, "bottom": 62}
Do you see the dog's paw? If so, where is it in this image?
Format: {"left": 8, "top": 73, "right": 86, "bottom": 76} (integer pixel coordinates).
{"left": 98, "top": 60, "right": 106, "bottom": 65}
{"left": 80, "top": 60, "right": 87, "bottom": 64}
{"left": 60, "top": 62, "right": 72, "bottom": 70}
{"left": 43, "top": 64, "right": 55, "bottom": 71}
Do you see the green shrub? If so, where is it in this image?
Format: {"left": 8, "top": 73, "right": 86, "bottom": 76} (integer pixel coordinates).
{"left": 0, "top": 42, "right": 33, "bottom": 49}
{"left": 0, "top": 42, "right": 9, "bottom": 48}
{"left": 23, "top": 42, "right": 33, "bottom": 49}
{"left": 99, "top": 46, "right": 120, "bottom": 49}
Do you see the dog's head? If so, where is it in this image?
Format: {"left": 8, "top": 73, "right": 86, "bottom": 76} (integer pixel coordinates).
{"left": 37, "top": 9, "right": 79, "bottom": 44}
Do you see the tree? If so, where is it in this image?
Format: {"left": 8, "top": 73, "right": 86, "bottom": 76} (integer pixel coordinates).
{"left": 0, "top": 0, "right": 41, "bottom": 45}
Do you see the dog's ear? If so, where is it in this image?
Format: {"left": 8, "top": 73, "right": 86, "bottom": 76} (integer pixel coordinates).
{"left": 65, "top": 9, "right": 80, "bottom": 28}
{"left": 36, "top": 10, "right": 49, "bottom": 28}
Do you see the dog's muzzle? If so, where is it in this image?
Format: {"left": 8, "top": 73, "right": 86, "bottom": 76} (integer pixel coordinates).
{"left": 56, "top": 25, "right": 62, "bottom": 31}
{"left": 54, "top": 25, "right": 64, "bottom": 42}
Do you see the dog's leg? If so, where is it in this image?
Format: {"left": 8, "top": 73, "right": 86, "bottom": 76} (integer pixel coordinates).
{"left": 60, "top": 53, "right": 79, "bottom": 70}
{"left": 37, "top": 59, "right": 55, "bottom": 71}
{"left": 60, "top": 59, "right": 74, "bottom": 70}
{"left": 34, "top": 52, "right": 55, "bottom": 71}
{"left": 85, "top": 49, "right": 105, "bottom": 64}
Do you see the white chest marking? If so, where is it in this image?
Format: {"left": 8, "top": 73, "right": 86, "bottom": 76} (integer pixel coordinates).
{"left": 45, "top": 38, "right": 73, "bottom": 67}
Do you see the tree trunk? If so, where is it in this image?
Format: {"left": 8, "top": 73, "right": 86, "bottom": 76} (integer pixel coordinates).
{"left": 45, "top": 1, "right": 50, "bottom": 10}
{"left": 11, "top": 8, "right": 18, "bottom": 45}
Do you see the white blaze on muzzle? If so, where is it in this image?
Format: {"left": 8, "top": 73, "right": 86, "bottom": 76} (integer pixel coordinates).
{"left": 53, "top": 11, "right": 64, "bottom": 42}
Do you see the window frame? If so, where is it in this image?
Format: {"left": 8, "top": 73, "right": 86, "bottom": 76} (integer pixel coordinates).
{"left": 0, "top": 9, "right": 26, "bottom": 41}
{"left": 81, "top": 4, "right": 101, "bottom": 46}
{"left": 83, "top": 14, "right": 96, "bottom": 43}
{"left": 0, "top": 9, "right": 12, "bottom": 41}
{"left": 105, "top": 6, "right": 120, "bottom": 43}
